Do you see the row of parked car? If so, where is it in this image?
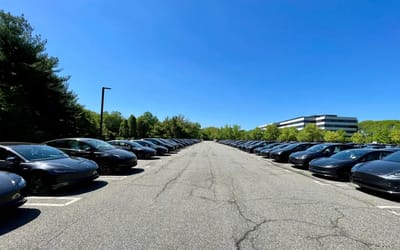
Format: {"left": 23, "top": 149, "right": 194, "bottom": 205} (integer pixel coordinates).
{"left": 219, "top": 140, "right": 400, "bottom": 198}
{"left": 0, "top": 138, "right": 200, "bottom": 210}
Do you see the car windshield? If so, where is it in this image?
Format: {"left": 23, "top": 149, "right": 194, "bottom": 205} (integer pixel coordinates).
{"left": 306, "top": 144, "right": 328, "bottom": 152}
{"left": 383, "top": 151, "right": 400, "bottom": 162}
{"left": 86, "top": 139, "right": 115, "bottom": 151}
{"left": 142, "top": 140, "right": 156, "bottom": 147}
{"left": 330, "top": 150, "right": 367, "bottom": 161}
{"left": 281, "top": 143, "right": 299, "bottom": 150}
{"left": 12, "top": 145, "right": 68, "bottom": 161}
{"left": 129, "top": 141, "right": 143, "bottom": 147}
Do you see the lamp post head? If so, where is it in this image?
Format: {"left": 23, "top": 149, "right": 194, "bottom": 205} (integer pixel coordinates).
{"left": 102, "top": 87, "right": 111, "bottom": 90}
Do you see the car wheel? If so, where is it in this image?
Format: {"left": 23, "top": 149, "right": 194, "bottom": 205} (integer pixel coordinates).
{"left": 28, "top": 173, "right": 50, "bottom": 194}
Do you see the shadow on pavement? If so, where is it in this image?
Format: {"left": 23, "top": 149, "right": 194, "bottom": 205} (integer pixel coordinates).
{"left": 106, "top": 168, "right": 144, "bottom": 176}
{"left": 50, "top": 180, "right": 109, "bottom": 196}
{"left": 0, "top": 208, "right": 41, "bottom": 236}
{"left": 141, "top": 157, "right": 160, "bottom": 161}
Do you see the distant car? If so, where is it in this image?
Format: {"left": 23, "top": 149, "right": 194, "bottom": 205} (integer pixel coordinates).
{"left": 0, "top": 171, "right": 26, "bottom": 209}
{"left": 309, "top": 148, "right": 398, "bottom": 180}
{"left": 45, "top": 138, "right": 137, "bottom": 174}
{"left": 144, "top": 138, "right": 176, "bottom": 152}
{"left": 289, "top": 143, "right": 355, "bottom": 168}
{"left": 134, "top": 140, "right": 168, "bottom": 156}
{"left": 108, "top": 140, "right": 156, "bottom": 159}
{"left": 260, "top": 143, "right": 292, "bottom": 158}
{"left": 270, "top": 142, "right": 316, "bottom": 163}
{"left": 351, "top": 151, "right": 400, "bottom": 195}
{"left": 0, "top": 143, "right": 99, "bottom": 194}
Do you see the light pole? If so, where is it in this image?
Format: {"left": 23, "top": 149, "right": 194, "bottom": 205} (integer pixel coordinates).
{"left": 99, "top": 86, "right": 111, "bottom": 139}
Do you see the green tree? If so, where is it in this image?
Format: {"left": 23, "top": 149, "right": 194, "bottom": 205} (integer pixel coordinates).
{"left": 103, "top": 111, "right": 124, "bottom": 139}
{"left": 127, "top": 115, "right": 137, "bottom": 138}
{"left": 278, "top": 127, "right": 298, "bottom": 141}
{"left": 263, "top": 124, "right": 280, "bottom": 141}
{"left": 390, "top": 129, "right": 400, "bottom": 144}
{"left": 296, "top": 124, "right": 324, "bottom": 142}
{"left": 201, "top": 127, "right": 220, "bottom": 140}
{"left": 136, "top": 112, "right": 160, "bottom": 138}
{"left": 0, "top": 11, "right": 90, "bottom": 141}
{"left": 351, "top": 132, "right": 365, "bottom": 144}
{"left": 118, "top": 119, "right": 129, "bottom": 138}
{"left": 324, "top": 129, "right": 346, "bottom": 142}
{"left": 248, "top": 127, "right": 264, "bottom": 140}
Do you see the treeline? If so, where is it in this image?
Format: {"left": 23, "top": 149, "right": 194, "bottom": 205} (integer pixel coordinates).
{"left": 201, "top": 123, "right": 400, "bottom": 144}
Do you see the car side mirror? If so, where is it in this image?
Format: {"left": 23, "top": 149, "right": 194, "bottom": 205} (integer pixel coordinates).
{"left": 5, "top": 156, "right": 21, "bottom": 164}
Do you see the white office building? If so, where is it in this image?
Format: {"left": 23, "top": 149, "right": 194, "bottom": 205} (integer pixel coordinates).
{"left": 259, "top": 115, "right": 358, "bottom": 136}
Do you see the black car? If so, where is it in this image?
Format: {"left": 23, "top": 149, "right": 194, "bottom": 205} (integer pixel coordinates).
{"left": 0, "top": 171, "right": 26, "bottom": 209}
{"left": 45, "top": 138, "right": 137, "bottom": 174}
{"left": 109, "top": 140, "right": 156, "bottom": 159}
{"left": 270, "top": 142, "right": 316, "bottom": 163}
{"left": 144, "top": 138, "right": 176, "bottom": 152}
{"left": 289, "top": 143, "right": 354, "bottom": 168}
{"left": 0, "top": 143, "right": 99, "bottom": 194}
{"left": 309, "top": 148, "right": 398, "bottom": 180}
{"left": 134, "top": 140, "right": 168, "bottom": 156}
{"left": 260, "top": 143, "right": 292, "bottom": 158}
{"left": 351, "top": 151, "right": 400, "bottom": 195}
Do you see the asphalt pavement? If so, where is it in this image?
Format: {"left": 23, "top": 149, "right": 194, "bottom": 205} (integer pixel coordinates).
{"left": 1, "top": 141, "right": 400, "bottom": 249}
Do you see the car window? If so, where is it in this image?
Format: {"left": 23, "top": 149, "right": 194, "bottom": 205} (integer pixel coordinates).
{"left": 78, "top": 142, "right": 92, "bottom": 151}
{"left": 362, "top": 152, "right": 380, "bottom": 162}
{"left": 380, "top": 151, "right": 394, "bottom": 159}
{"left": 323, "top": 147, "right": 333, "bottom": 154}
{"left": 0, "top": 148, "right": 16, "bottom": 160}
{"left": 333, "top": 146, "right": 341, "bottom": 153}
{"left": 67, "top": 140, "right": 81, "bottom": 150}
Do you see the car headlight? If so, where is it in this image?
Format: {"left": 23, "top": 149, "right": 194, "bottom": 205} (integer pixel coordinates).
{"left": 17, "top": 177, "right": 26, "bottom": 188}
{"left": 388, "top": 172, "right": 400, "bottom": 178}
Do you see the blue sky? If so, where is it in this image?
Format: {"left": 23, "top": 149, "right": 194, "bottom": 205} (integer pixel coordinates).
{"left": 2, "top": 0, "right": 399, "bottom": 130}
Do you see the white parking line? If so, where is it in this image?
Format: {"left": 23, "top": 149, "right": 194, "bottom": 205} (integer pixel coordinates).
{"left": 313, "top": 180, "right": 330, "bottom": 186}
{"left": 25, "top": 197, "right": 81, "bottom": 207}
{"left": 390, "top": 211, "right": 400, "bottom": 216}
{"left": 144, "top": 165, "right": 151, "bottom": 169}
{"left": 333, "top": 183, "right": 350, "bottom": 187}
{"left": 97, "top": 176, "right": 128, "bottom": 181}
{"left": 377, "top": 206, "right": 400, "bottom": 209}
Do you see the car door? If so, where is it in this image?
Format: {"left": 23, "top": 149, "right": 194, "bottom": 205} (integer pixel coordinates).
{"left": 359, "top": 152, "right": 381, "bottom": 163}
{"left": 0, "top": 148, "right": 26, "bottom": 176}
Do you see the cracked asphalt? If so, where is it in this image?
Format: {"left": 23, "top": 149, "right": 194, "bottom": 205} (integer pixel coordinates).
{"left": 1, "top": 141, "right": 400, "bottom": 249}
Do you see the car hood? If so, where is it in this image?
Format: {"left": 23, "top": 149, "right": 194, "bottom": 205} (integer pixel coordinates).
{"left": 32, "top": 157, "right": 98, "bottom": 171}
{"left": 103, "top": 148, "right": 137, "bottom": 160}
{"left": 310, "top": 157, "right": 354, "bottom": 168}
{"left": 290, "top": 151, "right": 322, "bottom": 159}
{"left": 353, "top": 160, "right": 400, "bottom": 175}
{"left": 0, "top": 171, "right": 26, "bottom": 195}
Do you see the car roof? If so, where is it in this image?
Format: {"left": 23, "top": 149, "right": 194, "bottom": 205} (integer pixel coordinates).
{"left": 0, "top": 142, "right": 38, "bottom": 146}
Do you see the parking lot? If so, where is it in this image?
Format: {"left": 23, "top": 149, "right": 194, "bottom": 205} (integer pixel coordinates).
{"left": 1, "top": 141, "right": 400, "bottom": 249}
